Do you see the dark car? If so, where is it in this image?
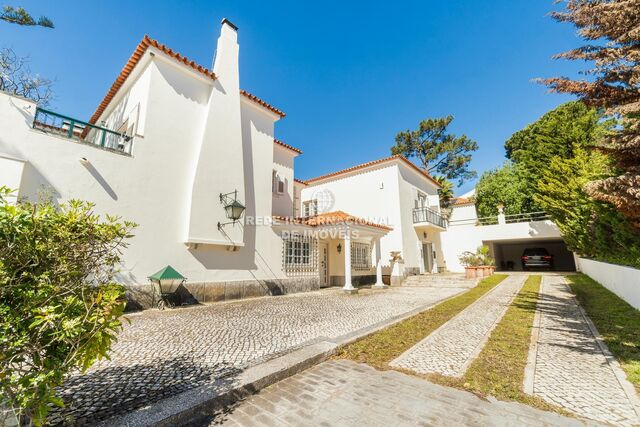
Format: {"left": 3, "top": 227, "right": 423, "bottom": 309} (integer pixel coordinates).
{"left": 521, "top": 248, "right": 553, "bottom": 270}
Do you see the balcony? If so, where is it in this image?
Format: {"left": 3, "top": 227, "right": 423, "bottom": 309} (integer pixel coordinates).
{"left": 33, "top": 107, "right": 132, "bottom": 155}
{"left": 412, "top": 206, "right": 447, "bottom": 229}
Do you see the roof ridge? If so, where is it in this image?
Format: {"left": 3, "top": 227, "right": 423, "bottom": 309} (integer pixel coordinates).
{"left": 89, "top": 35, "right": 216, "bottom": 125}
{"left": 241, "top": 90, "right": 286, "bottom": 118}
{"left": 274, "top": 138, "right": 302, "bottom": 154}
{"left": 304, "top": 154, "right": 441, "bottom": 187}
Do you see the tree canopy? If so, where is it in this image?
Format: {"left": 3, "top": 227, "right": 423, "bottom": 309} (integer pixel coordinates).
{"left": 0, "top": 5, "right": 53, "bottom": 28}
{"left": 0, "top": 48, "right": 54, "bottom": 106}
{"left": 391, "top": 115, "right": 478, "bottom": 186}
{"left": 542, "top": 0, "right": 640, "bottom": 228}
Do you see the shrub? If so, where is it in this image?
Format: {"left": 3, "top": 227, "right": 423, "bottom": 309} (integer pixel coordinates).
{"left": 0, "top": 187, "right": 135, "bottom": 425}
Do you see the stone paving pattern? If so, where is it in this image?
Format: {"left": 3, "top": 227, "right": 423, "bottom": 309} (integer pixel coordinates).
{"left": 47, "top": 286, "right": 463, "bottom": 425}
{"left": 529, "top": 276, "right": 640, "bottom": 426}
{"left": 213, "top": 360, "right": 586, "bottom": 427}
{"left": 390, "top": 274, "right": 526, "bottom": 376}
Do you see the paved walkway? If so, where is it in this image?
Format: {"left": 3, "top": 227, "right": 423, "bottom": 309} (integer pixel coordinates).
{"left": 47, "top": 286, "right": 464, "bottom": 425}
{"left": 526, "top": 276, "right": 640, "bottom": 426}
{"left": 391, "top": 274, "right": 526, "bottom": 376}
{"left": 213, "top": 360, "right": 586, "bottom": 427}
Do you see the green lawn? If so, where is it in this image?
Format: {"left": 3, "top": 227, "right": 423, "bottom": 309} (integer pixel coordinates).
{"left": 335, "top": 274, "right": 508, "bottom": 369}
{"left": 566, "top": 274, "right": 640, "bottom": 392}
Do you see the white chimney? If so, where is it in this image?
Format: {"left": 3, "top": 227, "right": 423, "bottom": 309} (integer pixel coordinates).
{"left": 186, "top": 18, "right": 245, "bottom": 247}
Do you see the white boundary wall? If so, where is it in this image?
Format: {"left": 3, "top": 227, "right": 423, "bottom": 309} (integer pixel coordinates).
{"left": 577, "top": 258, "right": 640, "bottom": 310}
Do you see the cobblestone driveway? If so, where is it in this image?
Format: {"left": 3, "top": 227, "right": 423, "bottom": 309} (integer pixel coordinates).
{"left": 214, "top": 360, "right": 584, "bottom": 427}
{"left": 391, "top": 275, "right": 525, "bottom": 376}
{"left": 48, "top": 286, "right": 463, "bottom": 425}
{"left": 526, "top": 276, "right": 640, "bottom": 426}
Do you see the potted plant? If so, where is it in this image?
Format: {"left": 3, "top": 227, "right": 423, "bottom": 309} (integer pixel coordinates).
{"left": 476, "top": 245, "right": 495, "bottom": 277}
{"left": 458, "top": 251, "right": 481, "bottom": 278}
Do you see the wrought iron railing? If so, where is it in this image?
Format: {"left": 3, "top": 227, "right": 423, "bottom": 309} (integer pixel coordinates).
{"left": 32, "top": 107, "right": 132, "bottom": 154}
{"left": 412, "top": 206, "right": 447, "bottom": 228}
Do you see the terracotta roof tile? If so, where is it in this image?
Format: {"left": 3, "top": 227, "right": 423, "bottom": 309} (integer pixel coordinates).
{"left": 305, "top": 155, "right": 441, "bottom": 188}
{"left": 89, "top": 35, "right": 216, "bottom": 125}
{"left": 273, "top": 211, "right": 392, "bottom": 232}
{"left": 241, "top": 90, "right": 286, "bottom": 118}
{"left": 452, "top": 197, "right": 474, "bottom": 206}
{"left": 89, "top": 36, "right": 286, "bottom": 125}
{"left": 294, "top": 178, "right": 308, "bottom": 185}
{"left": 274, "top": 138, "right": 302, "bottom": 154}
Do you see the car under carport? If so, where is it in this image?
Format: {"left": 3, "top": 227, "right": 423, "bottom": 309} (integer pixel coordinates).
{"left": 486, "top": 238, "right": 576, "bottom": 272}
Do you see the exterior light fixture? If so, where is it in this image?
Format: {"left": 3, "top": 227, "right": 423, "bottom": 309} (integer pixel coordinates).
{"left": 218, "top": 190, "right": 246, "bottom": 230}
{"left": 148, "top": 265, "right": 186, "bottom": 310}
{"left": 337, "top": 243, "right": 342, "bottom": 254}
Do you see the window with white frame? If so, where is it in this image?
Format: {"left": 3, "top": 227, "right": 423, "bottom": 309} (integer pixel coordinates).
{"left": 272, "top": 170, "right": 285, "bottom": 194}
{"left": 351, "top": 242, "right": 371, "bottom": 271}
{"left": 303, "top": 199, "right": 318, "bottom": 217}
{"left": 415, "top": 191, "right": 427, "bottom": 209}
{"left": 282, "top": 235, "right": 318, "bottom": 274}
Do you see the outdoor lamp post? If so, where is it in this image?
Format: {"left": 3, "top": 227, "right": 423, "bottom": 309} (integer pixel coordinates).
{"left": 218, "top": 190, "right": 246, "bottom": 230}
{"left": 148, "top": 265, "right": 186, "bottom": 310}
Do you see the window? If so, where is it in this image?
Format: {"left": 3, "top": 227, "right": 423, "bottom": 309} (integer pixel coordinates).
{"left": 272, "top": 170, "right": 285, "bottom": 194}
{"left": 415, "top": 192, "right": 427, "bottom": 209}
{"left": 351, "top": 242, "right": 371, "bottom": 271}
{"left": 303, "top": 199, "right": 318, "bottom": 217}
{"left": 282, "top": 235, "right": 318, "bottom": 274}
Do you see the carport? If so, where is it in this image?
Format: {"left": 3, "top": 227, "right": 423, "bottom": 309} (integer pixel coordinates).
{"left": 486, "top": 238, "right": 576, "bottom": 272}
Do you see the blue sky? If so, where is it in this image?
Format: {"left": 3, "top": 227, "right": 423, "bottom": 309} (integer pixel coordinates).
{"left": 1, "top": 1, "right": 582, "bottom": 195}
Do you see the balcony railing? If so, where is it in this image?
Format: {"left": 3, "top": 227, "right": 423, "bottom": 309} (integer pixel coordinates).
{"left": 476, "top": 211, "right": 550, "bottom": 226}
{"left": 33, "top": 107, "right": 132, "bottom": 154}
{"left": 412, "top": 206, "right": 447, "bottom": 228}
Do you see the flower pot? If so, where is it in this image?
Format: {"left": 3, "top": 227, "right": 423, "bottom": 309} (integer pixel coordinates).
{"left": 482, "top": 266, "right": 492, "bottom": 277}
{"left": 465, "top": 266, "right": 477, "bottom": 279}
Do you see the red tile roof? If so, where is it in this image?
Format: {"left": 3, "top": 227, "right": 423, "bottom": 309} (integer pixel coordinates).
{"left": 88, "top": 36, "right": 286, "bottom": 125}
{"left": 305, "top": 155, "right": 441, "bottom": 187}
{"left": 452, "top": 197, "right": 474, "bottom": 206}
{"left": 241, "top": 90, "right": 286, "bottom": 118}
{"left": 274, "top": 211, "right": 392, "bottom": 232}
{"left": 274, "top": 138, "right": 302, "bottom": 154}
{"left": 88, "top": 35, "right": 217, "bottom": 125}
{"left": 294, "top": 178, "right": 308, "bottom": 185}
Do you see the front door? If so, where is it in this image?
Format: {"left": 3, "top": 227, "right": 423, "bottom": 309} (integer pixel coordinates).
{"left": 422, "top": 243, "right": 434, "bottom": 273}
{"left": 319, "top": 242, "right": 329, "bottom": 287}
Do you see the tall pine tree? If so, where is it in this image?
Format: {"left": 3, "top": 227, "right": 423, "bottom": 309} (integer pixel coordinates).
{"left": 542, "top": 0, "right": 640, "bottom": 228}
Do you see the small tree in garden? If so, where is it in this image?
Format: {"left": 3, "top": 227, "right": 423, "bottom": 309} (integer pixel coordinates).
{"left": 0, "top": 187, "right": 135, "bottom": 425}
{"left": 542, "top": 0, "right": 640, "bottom": 228}
{"left": 391, "top": 115, "right": 478, "bottom": 186}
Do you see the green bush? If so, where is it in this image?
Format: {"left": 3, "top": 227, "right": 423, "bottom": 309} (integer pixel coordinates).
{"left": 0, "top": 187, "right": 135, "bottom": 425}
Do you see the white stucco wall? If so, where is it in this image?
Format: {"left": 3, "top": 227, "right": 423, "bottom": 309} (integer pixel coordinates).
{"left": 0, "top": 153, "right": 26, "bottom": 203}
{"left": 301, "top": 161, "right": 442, "bottom": 276}
{"left": 577, "top": 258, "right": 640, "bottom": 310}
{"left": 0, "top": 23, "right": 290, "bottom": 287}
{"left": 272, "top": 145, "right": 296, "bottom": 217}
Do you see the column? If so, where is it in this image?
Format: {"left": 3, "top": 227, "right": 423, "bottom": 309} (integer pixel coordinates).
{"left": 342, "top": 231, "right": 357, "bottom": 293}
{"left": 373, "top": 237, "right": 387, "bottom": 289}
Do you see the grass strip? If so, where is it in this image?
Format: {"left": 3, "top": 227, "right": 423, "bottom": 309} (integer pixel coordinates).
{"left": 459, "top": 274, "right": 561, "bottom": 413}
{"left": 566, "top": 274, "right": 640, "bottom": 392}
{"left": 335, "top": 274, "right": 508, "bottom": 369}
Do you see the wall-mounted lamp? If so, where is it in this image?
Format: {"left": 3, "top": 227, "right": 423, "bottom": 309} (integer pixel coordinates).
{"left": 218, "top": 190, "right": 246, "bottom": 230}
{"left": 79, "top": 157, "right": 89, "bottom": 165}
{"left": 337, "top": 243, "right": 342, "bottom": 254}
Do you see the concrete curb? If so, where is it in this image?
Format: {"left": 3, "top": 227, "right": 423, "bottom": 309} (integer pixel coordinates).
{"left": 100, "top": 287, "right": 471, "bottom": 426}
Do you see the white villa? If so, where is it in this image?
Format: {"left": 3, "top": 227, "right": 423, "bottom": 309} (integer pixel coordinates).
{"left": 0, "top": 19, "right": 573, "bottom": 308}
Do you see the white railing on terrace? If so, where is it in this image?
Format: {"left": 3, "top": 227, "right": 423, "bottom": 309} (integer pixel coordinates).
{"left": 449, "top": 211, "right": 550, "bottom": 227}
